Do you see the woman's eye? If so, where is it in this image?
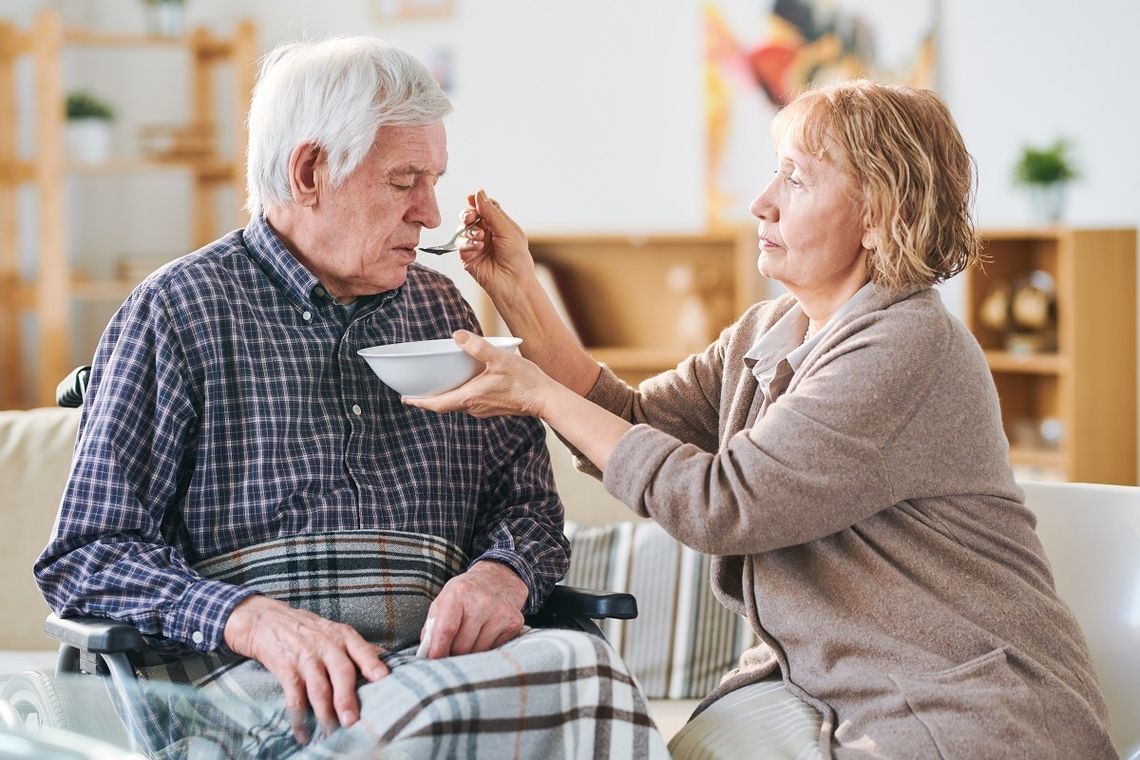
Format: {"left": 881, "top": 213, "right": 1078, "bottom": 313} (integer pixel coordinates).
{"left": 785, "top": 173, "right": 802, "bottom": 187}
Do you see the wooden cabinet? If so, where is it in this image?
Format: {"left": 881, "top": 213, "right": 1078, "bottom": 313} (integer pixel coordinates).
{"left": 966, "top": 228, "right": 1137, "bottom": 485}
{"left": 478, "top": 229, "right": 766, "bottom": 385}
{"left": 0, "top": 11, "right": 256, "bottom": 408}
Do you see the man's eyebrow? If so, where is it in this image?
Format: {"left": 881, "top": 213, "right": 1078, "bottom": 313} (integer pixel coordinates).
{"left": 388, "top": 165, "right": 447, "bottom": 178}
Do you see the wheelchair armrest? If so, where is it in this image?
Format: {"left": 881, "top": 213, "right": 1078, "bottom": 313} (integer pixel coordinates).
{"left": 56, "top": 365, "right": 91, "bottom": 408}
{"left": 543, "top": 584, "right": 637, "bottom": 620}
{"left": 45, "top": 613, "right": 146, "bottom": 654}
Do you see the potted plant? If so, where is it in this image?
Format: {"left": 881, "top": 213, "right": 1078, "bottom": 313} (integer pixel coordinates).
{"left": 1013, "top": 139, "right": 1079, "bottom": 223}
{"left": 143, "top": 0, "right": 187, "bottom": 37}
{"left": 64, "top": 91, "right": 114, "bottom": 164}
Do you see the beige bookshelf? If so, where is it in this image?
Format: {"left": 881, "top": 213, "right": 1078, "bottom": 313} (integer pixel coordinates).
{"left": 967, "top": 227, "right": 1137, "bottom": 485}
{"left": 0, "top": 11, "right": 257, "bottom": 408}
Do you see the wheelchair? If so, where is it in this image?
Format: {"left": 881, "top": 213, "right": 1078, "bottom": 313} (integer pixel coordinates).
{"left": 0, "top": 365, "right": 638, "bottom": 755}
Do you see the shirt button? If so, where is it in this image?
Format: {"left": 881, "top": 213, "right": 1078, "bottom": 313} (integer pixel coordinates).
{"left": 351, "top": 404, "right": 362, "bottom": 416}
{"left": 314, "top": 286, "right": 326, "bottom": 298}
{"left": 191, "top": 630, "right": 204, "bottom": 645}
{"left": 302, "top": 310, "right": 312, "bottom": 322}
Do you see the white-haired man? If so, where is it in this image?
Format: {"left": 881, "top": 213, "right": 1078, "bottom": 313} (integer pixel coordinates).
{"left": 36, "top": 36, "right": 667, "bottom": 758}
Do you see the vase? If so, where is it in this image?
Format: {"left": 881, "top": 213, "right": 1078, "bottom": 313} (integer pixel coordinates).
{"left": 65, "top": 119, "right": 112, "bottom": 164}
{"left": 1026, "top": 184, "right": 1067, "bottom": 224}
{"left": 146, "top": 2, "right": 185, "bottom": 37}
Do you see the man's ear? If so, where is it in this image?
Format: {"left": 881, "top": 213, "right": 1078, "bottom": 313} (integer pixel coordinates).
{"left": 289, "top": 142, "right": 323, "bottom": 208}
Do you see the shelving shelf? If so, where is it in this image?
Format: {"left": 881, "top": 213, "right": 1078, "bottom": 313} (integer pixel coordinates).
{"left": 478, "top": 230, "right": 765, "bottom": 385}
{"left": 967, "top": 227, "right": 1137, "bottom": 484}
{"left": 0, "top": 11, "right": 257, "bottom": 408}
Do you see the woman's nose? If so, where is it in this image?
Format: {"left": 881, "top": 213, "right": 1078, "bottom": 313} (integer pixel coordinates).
{"left": 749, "top": 177, "right": 779, "bottom": 221}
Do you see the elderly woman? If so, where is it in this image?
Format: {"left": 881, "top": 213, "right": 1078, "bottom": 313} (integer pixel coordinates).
{"left": 408, "top": 81, "right": 1115, "bottom": 758}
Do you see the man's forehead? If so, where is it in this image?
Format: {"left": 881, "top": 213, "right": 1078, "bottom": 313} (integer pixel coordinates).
{"left": 374, "top": 123, "right": 447, "bottom": 173}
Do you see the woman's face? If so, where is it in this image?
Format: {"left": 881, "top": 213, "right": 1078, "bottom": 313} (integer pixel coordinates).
{"left": 749, "top": 135, "right": 872, "bottom": 303}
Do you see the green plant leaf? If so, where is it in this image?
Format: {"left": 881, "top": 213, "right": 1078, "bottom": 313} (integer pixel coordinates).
{"left": 1013, "top": 139, "right": 1078, "bottom": 186}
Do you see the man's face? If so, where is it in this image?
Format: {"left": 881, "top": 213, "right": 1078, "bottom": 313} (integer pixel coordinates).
{"left": 311, "top": 122, "right": 447, "bottom": 299}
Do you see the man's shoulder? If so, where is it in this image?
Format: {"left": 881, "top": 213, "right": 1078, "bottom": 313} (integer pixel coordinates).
{"left": 132, "top": 229, "right": 252, "bottom": 300}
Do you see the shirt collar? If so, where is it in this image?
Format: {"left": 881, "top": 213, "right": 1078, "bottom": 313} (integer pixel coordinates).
{"left": 744, "top": 281, "right": 877, "bottom": 382}
{"left": 242, "top": 214, "right": 399, "bottom": 315}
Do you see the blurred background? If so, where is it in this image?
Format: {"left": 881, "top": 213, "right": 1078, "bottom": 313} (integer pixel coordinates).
{"left": 1, "top": 0, "right": 1137, "bottom": 481}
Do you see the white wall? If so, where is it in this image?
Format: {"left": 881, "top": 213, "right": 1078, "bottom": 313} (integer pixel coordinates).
{"left": 4, "top": 0, "right": 1139, "bottom": 373}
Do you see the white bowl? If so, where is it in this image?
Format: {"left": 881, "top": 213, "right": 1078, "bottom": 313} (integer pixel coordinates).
{"left": 358, "top": 336, "right": 522, "bottom": 398}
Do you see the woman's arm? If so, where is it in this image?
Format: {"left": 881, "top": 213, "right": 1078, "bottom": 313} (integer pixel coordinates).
{"left": 460, "top": 191, "right": 601, "bottom": 397}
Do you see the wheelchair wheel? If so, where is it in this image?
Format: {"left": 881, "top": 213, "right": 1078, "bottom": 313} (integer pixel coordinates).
{"left": 0, "top": 669, "right": 73, "bottom": 732}
{"left": 0, "top": 668, "right": 130, "bottom": 748}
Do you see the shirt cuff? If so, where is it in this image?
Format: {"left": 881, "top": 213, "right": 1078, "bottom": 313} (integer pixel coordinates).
{"left": 161, "top": 578, "right": 260, "bottom": 652}
{"left": 471, "top": 550, "right": 542, "bottom": 615}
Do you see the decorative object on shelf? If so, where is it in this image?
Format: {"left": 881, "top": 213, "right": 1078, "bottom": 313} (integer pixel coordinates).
{"left": 139, "top": 122, "right": 216, "bottom": 161}
{"left": 64, "top": 91, "right": 114, "bottom": 164}
{"left": 978, "top": 270, "right": 1057, "bottom": 355}
{"left": 665, "top": 263, "right": 734, "bottom": 354}
{"left": 143, "top": 0, "right": 187, "bottom": 37}
{"left": 964, "top": 227, "right": 1137, "bottom": 485}
{"left": 1013, "top": 139, "right": 1079, "bottom": 223}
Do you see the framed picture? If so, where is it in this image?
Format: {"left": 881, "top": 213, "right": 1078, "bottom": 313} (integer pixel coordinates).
{"left": 704, "top": 0, "right": 938, "bottom": 226}
{"left": 370, "top": 0, "right": 454, "bottom": 22}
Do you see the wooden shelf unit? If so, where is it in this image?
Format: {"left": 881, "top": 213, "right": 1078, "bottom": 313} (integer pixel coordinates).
{"left": 478, "top": 230, "right": 765, "bottom": 385}
{"left": 0, "top": 11, "right": 256, "bottom": 408}
{"left": 967, "top": 227, "right": 1137, "bottom": 484}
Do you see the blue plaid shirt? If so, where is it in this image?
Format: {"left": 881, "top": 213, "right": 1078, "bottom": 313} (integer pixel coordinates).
{"left": 35, "top": 215, "right": 569, "bottom": 653}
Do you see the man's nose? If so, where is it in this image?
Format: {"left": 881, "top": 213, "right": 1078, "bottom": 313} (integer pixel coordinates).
{"left": 408, "top": 183, "right": 442, "bottom": 229}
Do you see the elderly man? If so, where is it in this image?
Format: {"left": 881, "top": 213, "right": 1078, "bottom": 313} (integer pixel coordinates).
{"left": 35, "top": 36, "right": 666, "bottom": 758}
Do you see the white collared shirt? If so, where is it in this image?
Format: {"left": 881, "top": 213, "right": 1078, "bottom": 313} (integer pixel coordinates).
{"left": 743, "top": 282, "right": 876, "bottom": 405}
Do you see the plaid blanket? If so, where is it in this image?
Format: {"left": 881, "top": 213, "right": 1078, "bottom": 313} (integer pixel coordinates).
{"left": 115, "top": 531, "right": 667, "bottom": 759}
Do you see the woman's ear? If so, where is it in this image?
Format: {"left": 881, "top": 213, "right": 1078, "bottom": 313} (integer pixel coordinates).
{"left": 862, "top": 226, "right": 879, "bottom": 251}
{"left": 288, "top": 142, "right": 323, "bottom": 208}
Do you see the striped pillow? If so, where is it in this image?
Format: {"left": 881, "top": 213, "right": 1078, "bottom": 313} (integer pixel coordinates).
{"left": 564, "top": 520, "right": 756, "bottom": 699}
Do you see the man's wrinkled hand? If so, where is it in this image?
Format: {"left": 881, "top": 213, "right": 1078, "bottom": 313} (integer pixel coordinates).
{"left": 223, "top": 595, "right": 388, "bottom": 745}
{"left": 420, "top": 561, "right": 529, "bottom": 659}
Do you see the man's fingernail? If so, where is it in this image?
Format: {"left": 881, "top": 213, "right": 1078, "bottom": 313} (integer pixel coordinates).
{"left": 340, "top": 710, "right": 358, "bottom": 726}
{"left": 477, "top": 189, "right": 487, "bottom": 201}
{"left": 370, "top": 667, "right": 385, "bottom": 680}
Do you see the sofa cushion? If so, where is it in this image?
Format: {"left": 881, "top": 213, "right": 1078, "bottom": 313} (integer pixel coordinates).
{"left": 565, "top": 520, "right": 755, "bottom": 699}
{"left": 0, "top": 407, "right": 81, "bottom": 649}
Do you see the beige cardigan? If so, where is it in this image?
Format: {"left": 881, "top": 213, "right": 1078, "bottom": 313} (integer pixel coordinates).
{"left": 582, "top": 286, "right": 1114, "bottom": 758}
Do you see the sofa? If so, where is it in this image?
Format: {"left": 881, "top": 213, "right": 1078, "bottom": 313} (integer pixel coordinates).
{"left": 0, "top": 406, "right": 706, "bottom": 741}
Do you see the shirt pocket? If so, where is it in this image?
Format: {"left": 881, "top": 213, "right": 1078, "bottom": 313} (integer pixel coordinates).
{"left": 888, "top": 647, "right": 1054, "bottom": 760}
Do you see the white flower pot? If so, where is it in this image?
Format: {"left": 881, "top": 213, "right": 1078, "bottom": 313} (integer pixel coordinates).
{"left": 65, "top": 119, "right": 112, "bottom": 164}
{"left": 146, "top": 2, "right": 185, "bottom": 37}
{"left": 1026, "top": 184, "right": 1068, "bottom": 224}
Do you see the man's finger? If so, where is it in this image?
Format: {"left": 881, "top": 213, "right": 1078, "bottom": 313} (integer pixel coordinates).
{"left": 300, "top": 658, "right": 339, "bottom": 735}
{"left": 324, "top": 647, "right": 363, "bottom": 728}
{"left": 348, "top": 638, "right": 388, "bottom": 681}
{"left": 427, "top": 613, "right": 461, "bottom": 659}
{"left": 282, "top": 675, "right": 312, "bottom": 745}
{"left": 448, "top": 616, "right": 484, "bottom": 657}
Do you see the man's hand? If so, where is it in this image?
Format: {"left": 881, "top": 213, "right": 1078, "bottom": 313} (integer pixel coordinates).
{"left": 421, "top": 561, "right": 529, "bottom": 659}
{"left": 223, "top": 595, "right": 388, "bottom": 744}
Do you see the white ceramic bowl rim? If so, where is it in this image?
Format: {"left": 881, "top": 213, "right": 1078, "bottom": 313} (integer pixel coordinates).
{"left": 357, "top": 336, "right": 521, "bottom": 358}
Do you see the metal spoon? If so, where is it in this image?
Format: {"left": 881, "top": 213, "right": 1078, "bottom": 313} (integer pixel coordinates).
{"left": 417, "top": 222, "right": 478, "bottom": 255}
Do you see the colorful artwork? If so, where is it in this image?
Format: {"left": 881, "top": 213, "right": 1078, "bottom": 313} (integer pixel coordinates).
{"left": 704, "top": 0, "right": 938, "bottom": 226}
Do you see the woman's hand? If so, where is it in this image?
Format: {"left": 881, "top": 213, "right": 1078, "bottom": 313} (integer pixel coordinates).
{"left": 402, "top": 330, "right": 556, "bottom": 419}
{"left": 457, "top": 190, "right": 536, "bottom": 297}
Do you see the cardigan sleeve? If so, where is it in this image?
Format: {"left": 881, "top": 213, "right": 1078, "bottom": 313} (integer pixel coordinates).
{"left": 601, "top": 308, "right": 952, "bottom": 555}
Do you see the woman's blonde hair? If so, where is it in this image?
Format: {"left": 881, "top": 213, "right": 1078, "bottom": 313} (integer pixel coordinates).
{"left": 771, "top": 80, "right": 980, "bottom": 291}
